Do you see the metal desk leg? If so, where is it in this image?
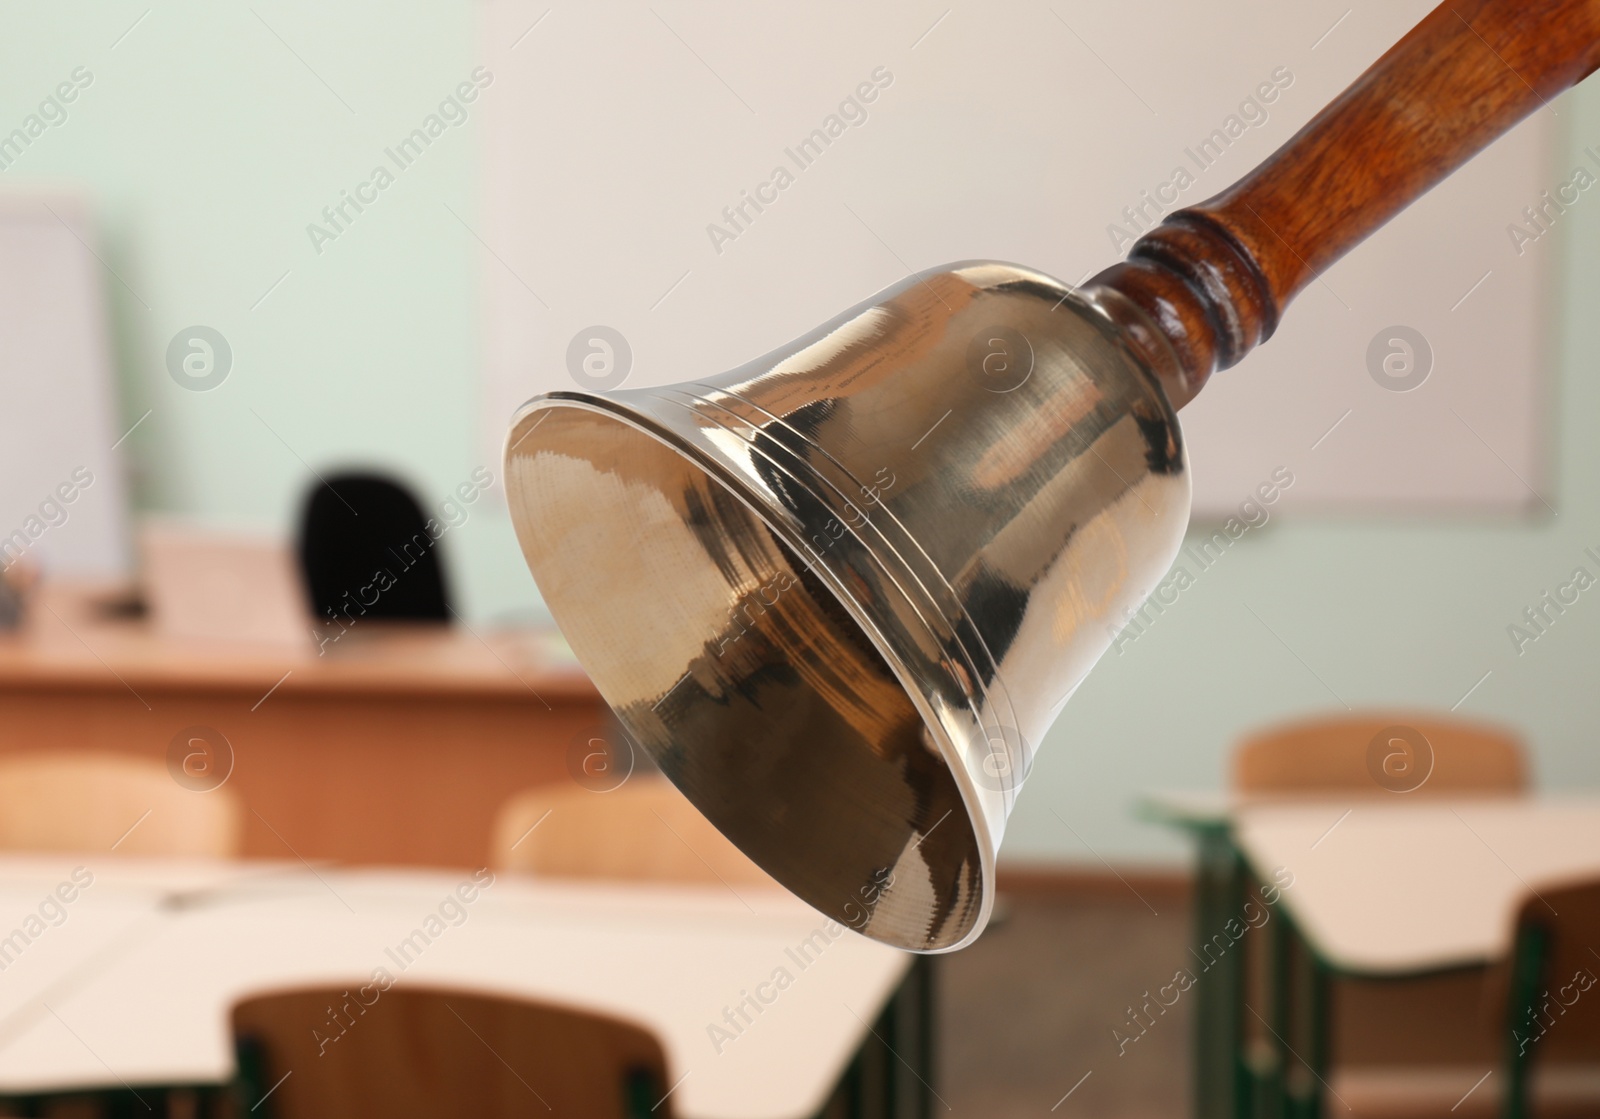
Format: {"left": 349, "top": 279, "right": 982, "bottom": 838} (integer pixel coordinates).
{"left": 1282, "top": 919, "right": 1328, "bottom": 1119}
{"left": 1309, "top": 954, "right": 1329, "bottom": 1119}
{"left": 890, "top": 954, "right": 936, "bottom": 1119}
{"left": 1192, "top": 827, "right": 1247, "bottom": 1119}
{"left": 1263, "top": 906, "right": 1291, "bottom": 1119}
{"left": 812, "top": 955, "right": 936, "bottom": 1119}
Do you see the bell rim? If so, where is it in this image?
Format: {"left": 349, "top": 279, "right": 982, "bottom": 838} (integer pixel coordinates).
{"left": 504, "top": 390, "right": 999, "bottom": 953}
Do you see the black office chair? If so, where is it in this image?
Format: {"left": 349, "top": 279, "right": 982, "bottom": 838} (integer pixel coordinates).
{"left": 297, "top": 473, "right": 450, "bottom": 623}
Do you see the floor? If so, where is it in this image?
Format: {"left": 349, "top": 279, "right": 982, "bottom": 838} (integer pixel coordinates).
{"left": 937, "top": 890, "right": 1193, "bottom": 1119}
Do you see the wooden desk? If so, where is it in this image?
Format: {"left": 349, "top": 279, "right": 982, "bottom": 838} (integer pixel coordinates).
{"left": 0, "top": 859, "right": 924, "bottom": 1119}
{"left": 0, "top": 584, "right": 607, "bottom": 869}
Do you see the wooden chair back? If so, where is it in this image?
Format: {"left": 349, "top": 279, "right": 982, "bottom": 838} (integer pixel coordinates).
{"left": 1232, "top": 712, "right": 1526, "bottom": 796}
{"left": 492, "top": 775, "right": 777, "bottom": 887}
{"left": 1496, "top": 878, "right": 1600, "bottom": 1119}
{"left": 0, "top": 752, "right": 241, "bottom": 856}
{"left": 232, "top": 986, "right": 671, "bottom": 1118}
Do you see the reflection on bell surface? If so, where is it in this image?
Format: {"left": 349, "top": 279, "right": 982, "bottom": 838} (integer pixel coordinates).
{"left": 504, "top": 261, "right": 1191, "bottom": 952}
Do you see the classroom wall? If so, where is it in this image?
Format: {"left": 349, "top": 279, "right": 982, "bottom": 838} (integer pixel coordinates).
{"left": 0, "top": 0, "right": 534, "bottom": 625}
{"left": 4, "top": 1, "right": 1597, "bottom": 867}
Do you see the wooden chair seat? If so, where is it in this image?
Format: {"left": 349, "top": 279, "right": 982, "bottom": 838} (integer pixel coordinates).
{"left": 492, "top": 774, "right": 777, "bottom": 888}
{"left": 0, "top": 752, "right": 241, "bottom": 856}
{"left": 1233, "top": 712, "right": 1525, "bottom": 796}
{"left": 232, "top": 986, "right": 672, "bottom": 1119}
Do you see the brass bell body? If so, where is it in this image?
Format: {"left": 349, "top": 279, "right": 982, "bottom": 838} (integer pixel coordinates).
{"left": 505, "top": 261, "right": 1190, "bottom": 951}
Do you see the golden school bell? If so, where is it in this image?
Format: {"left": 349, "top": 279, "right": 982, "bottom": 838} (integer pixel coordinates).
{"left": 503, "top": 263, "right": 1188, "bottom": 952}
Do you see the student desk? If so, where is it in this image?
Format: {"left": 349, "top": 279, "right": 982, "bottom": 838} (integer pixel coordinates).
{"left": 0, "top": 583, "right": 607, "bottom": 869}
{"left": 0, "top": 857, "right": 930, "bottom": 1119}
{"left": 1143, "top": 794, "right": 1600, "bottom": 1119}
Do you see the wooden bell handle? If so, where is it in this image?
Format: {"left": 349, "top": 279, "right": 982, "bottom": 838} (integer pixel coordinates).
{"left": 1084, "top": 0, "right": 1600, "bottom": 409}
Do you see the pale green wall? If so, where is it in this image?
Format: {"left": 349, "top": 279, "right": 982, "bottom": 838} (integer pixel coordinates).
{"left": 5, "top": 3, "right": 1596, "bottom": 866}
{"left": 1, "top": 0, "right": 537, "bottom": 624}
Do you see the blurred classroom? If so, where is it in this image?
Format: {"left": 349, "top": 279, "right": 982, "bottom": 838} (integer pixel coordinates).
{"left": 1, "top": 1, "right": 1599, "bottom": 1117}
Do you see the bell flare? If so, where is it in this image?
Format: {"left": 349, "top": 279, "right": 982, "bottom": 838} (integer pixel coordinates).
{"left": 505, "top": 261, "right": 1191, "bottom": 951}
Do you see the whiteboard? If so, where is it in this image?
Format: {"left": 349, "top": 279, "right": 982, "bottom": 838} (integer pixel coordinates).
{"left": 476, "top": 0, "right": 1549, "bottom": 519}
{"left": 0, "top": 191, "right": 131, "bottom": 577}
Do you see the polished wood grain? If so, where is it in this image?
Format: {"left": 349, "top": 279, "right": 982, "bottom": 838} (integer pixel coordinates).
{"left": 0, "top": 583, "right": 606, "bottom": 868}
{"left": 1085, "top": 0, "right": 1600, "bottom": 408}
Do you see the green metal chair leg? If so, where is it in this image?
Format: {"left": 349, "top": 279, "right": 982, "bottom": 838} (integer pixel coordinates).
{"left": 1502, "top": 927, "right": 1547, "bottom": 1119}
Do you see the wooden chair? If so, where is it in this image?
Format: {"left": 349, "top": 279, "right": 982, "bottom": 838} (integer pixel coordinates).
{"left": 1496, "top": 878, "right": 1600, "bottom": 1119}
{"left": 1234, "top": 712, "right": 1526, "bottom": 796}
{"left": 232, "top": 986, "right": 671, "bottom": 1119}
{"left": 0, "top": 752, "right": 241, "bottom": 857}
{"left": 491, "top": 775, "right": 777, "bottom": 887}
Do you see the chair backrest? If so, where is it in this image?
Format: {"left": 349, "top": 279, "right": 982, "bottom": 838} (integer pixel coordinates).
{"left": 232, "top": 986, "right": 671, "bottom": 1119}
{"left": 1496, "top": 878, "right": 1600, "bottom": 1118}
{"left": 0, "top": 752, "right": 241, "bottom": 857}
{"left": 492, "top": 776, "right": 778, "bottom": 887}
{"left": 1232, "top": 712, "right": 1526, "bottom": 796}
{"left": 297, "top": 473, "right": 450, "bottom": 622}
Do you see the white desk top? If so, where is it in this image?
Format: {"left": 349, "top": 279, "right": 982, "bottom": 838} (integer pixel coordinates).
{"left": 0, "top": 861, "right": 909, "bottom": 1119}
{"left": 1232, "top": 796, "right": 1600, "bottom": 976}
